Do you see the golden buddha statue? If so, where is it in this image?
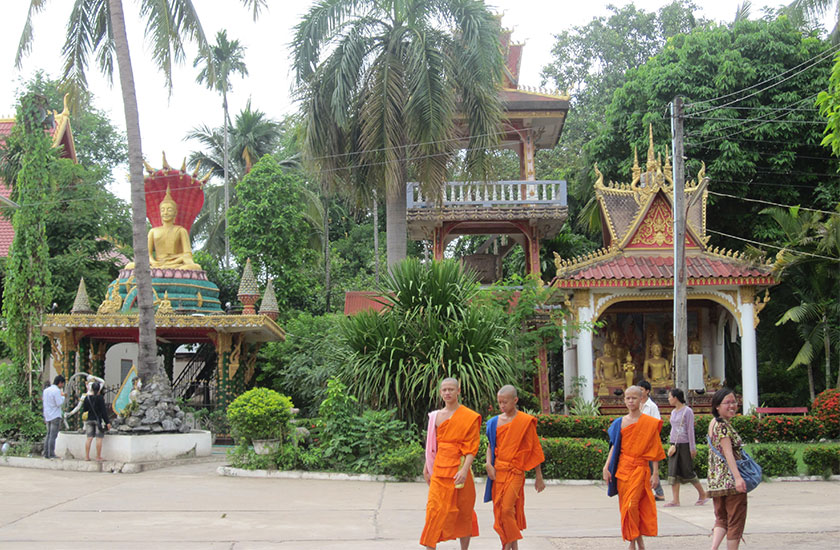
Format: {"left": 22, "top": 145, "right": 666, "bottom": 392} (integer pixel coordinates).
{"left": 595, "top": 341, "right": 622, "bottom": 383}
{"left": 125, "top": 186, "right": 201, "bottom": 271}
{"left": 623, "top": 352, "right": 636, "bottom": 389}
{"left": 689, "top": 339, "right": 720, "bottom": 389}
{"left": 643, "top": 342, "right": 671, "bottom": 387}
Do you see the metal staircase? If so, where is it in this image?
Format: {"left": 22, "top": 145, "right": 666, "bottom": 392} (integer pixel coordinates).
{"left": 172, "top": 343, "right": 217, "bottom": 405}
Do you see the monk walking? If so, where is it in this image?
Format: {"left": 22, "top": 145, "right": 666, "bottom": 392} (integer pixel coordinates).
{"left": 421, "top": 378, "right": 481, "bottom": 549}
{"left": 484, "top": 385, "right": 545, "bottom": 550}
{"left": 602, "top": 386, "right": 666, "bottom": 550}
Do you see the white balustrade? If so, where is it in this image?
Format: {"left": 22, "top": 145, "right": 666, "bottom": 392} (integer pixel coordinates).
{"left": 407, "top": 180, "right": 567, "bottom": 208}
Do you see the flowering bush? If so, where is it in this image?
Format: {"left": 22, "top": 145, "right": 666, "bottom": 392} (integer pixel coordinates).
{"left": 811, "top": 389, "right": 840, "bottom": 438}
{"left": 226, "top": 387, "right": 294, "bottom": 443}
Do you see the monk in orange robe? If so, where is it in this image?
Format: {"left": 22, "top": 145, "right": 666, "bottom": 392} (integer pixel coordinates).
{"left": 484, "top": 385, "right": 545, "bottom": 550}
{"left": 421, "top": 378, "right": 481, "bottom": 549}
{"left": 602, "top": 385, "right": 666, "bottom": 550}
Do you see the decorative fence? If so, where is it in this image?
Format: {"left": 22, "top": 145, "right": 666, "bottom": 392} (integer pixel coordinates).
{"left": 407, "top": 180, "right": 567, "bottom": 208}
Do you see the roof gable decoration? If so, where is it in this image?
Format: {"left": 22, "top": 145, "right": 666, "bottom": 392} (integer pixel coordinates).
{"left": 594, "top": 125, "right": 708, "bottom": 249}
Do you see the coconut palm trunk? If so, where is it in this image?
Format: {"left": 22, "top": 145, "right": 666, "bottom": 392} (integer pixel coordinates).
{"left": 223, "top": 91, "right": 230, "bottom": 268}
{"left": 385, "top": 175, "right": 407, "bottom": 269}
{"left": 108, "top": 0, "right": 157, "bottom": 382}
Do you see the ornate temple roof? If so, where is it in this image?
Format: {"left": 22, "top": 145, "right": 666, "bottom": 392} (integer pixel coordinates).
{"left": 553, "top": 126, "right": 775, "bottom": 289}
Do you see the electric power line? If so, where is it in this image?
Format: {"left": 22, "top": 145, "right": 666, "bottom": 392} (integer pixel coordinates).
{"left": 707, "top": 190, "right": 839, "bottom": 216}
{"left": 707, "top": 229, "right": 840, "bottom": 262}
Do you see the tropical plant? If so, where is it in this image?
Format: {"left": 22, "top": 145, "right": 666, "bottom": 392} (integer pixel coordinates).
{"left": 16, "top": 0, "right": 266, "bottom": 385}
{"left": 293, "top": 0, "right": 504, "bottom": 268}
{"left": 194, "top": 29, "right": 249, "bottom": 267}
{"left": 783, "top": 0, "right": 840, "bottom": 42}
{"left": 767, "top": 206, "right": 840, "bottom": 399}
{"left": 340, "top": 259, "right": 518, "bottom": 424}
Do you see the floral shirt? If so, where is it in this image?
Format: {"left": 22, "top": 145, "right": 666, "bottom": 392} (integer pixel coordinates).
{"left": 707, "top": 418, "right": 743, "bottom": 497}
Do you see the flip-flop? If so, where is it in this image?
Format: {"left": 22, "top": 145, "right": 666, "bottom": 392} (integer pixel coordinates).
{"left": 695, "top": 498, "right": 710, "bottom": 506}
{"left": 663, "top": 502, "right": 679, "bottom": 507}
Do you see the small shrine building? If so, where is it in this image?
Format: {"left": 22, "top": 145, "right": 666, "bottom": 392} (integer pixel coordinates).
{"left": 41, "top": 159, "right": 284, "bottom": 409}
{"left": 553, "top": 130, "right": 775, "bottom": 414}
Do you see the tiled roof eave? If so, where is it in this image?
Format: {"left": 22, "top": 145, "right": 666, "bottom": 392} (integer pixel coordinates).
{"left": 552, "top": 276, "right": 776, "bottom": 289}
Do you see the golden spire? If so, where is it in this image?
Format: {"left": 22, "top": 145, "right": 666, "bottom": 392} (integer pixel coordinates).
{"left": 646, "top": 123, "right": 656, "bottom": 173}
{"left": 162, "top": 152, "right": 171, "bottom": 170}
{"left": 161, "top": 184, "right": 176, "bottom": 210}
{"left": 632, "top": 146, "right": 640, "bottom": 180}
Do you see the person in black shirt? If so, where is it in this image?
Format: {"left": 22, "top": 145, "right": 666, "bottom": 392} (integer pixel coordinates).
{"left": 83, "top": 382, "right": 111, "bottom": 461}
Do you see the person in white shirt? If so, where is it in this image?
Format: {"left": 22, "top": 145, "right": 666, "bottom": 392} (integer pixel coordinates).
{"left": 42, "top": 375, "right": 66, "bottom": 459}
{"left": 639, "top": 380, "right": 665, "bottom": 500}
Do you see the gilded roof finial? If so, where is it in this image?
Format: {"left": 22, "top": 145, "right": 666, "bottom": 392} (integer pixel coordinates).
{"left": 593, "top": 163, "right": 604, "bottom": 188}
{"left": 646, "top": 124, "right": 656, "bottom": 173}
{"left": 143, "top": 160, "right": 155, "bottom": 174}
{"left": 181, "top": 158, "right": 187, "bottom": 173}
{"left": 162, "top": 152, "right": 171, "bottom": 170}
{"left": 192, "top": 160, "right": 202, "bottom": 178}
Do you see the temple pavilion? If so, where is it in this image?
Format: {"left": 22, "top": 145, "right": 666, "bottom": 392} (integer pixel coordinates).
{"left": 553, "top": 129, "right": 775, "bottom": 414}
{"left": 41, "top": 159, "right": 284, "bottom": 409}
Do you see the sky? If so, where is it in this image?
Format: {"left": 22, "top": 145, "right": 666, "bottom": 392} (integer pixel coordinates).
{"left": 0, "top": 1, "right": 831, "bottom": 201}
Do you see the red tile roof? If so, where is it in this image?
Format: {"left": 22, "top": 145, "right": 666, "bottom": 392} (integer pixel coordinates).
{"left": 554, "top": 254, "right": 773, "bottom": 288}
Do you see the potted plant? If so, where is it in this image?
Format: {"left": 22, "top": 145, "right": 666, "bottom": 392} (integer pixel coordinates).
{"left": 227, "top": 388, "right": 294, "bottom": 454}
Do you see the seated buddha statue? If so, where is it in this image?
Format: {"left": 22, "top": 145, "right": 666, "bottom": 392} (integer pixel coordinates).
{"left": 125, "top": 187, "right": 201, "bottom": 271}
{"left": 595, "top": 341, "right": 622, "bottom": 383}
{"left": 609, "top": 329, "right": 629, "bottom": 370}
{"left": 643, "top": 342, "right": 671, "bottom": 387}
{"left": 689, "top": 339, "right": 720, "bottom": 389}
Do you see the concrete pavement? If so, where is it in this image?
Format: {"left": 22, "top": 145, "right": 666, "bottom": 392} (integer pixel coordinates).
{"left": 0, "top": 458, "right": 838, "bottom": 549}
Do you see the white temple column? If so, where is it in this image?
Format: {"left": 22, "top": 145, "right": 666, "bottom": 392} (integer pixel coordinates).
{"left": 713, "top": 310, "right": 727, "bottom": 384}
{"left": 576, "top": 306, "right": 595, "bottom": 403}
{"left": 739, "top": 300, "right": 758, "bottom": 414}
{"left": 563, "top": 320, "right": 578, "bottom": 414}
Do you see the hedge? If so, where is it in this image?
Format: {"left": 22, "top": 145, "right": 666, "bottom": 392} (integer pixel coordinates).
{"left": 748, "top": 444, "right": 797, "bottom": 477}
{"left": 802, "top": 444, "right": 840, "bottom": 477}
{"left": 472, "top": 435, "right": 608, "bottom": 480}
{"left": 535, "top": 413, "right": 831, "bottom": 443}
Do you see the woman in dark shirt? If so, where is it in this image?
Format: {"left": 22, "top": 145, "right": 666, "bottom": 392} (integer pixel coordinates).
{"left": 83, "top": 382, "right": 111, "bottom": 461}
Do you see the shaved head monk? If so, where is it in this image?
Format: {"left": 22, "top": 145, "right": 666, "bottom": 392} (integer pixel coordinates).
{"left": 484, "top": 385, "right": 545, "bottom": 550}
{"left": 421, "top": 378, "right": 481, "bottom": 549}
{"left": 602, "top": 386, "right": 666, "bottom": 550}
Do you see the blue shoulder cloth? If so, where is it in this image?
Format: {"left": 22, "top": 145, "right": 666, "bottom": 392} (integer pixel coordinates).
{"left": 606, "top": 417, "right": 623, "bottom": 497}
{"left": 483, "top": 415, "right": 499, "bottom": 503}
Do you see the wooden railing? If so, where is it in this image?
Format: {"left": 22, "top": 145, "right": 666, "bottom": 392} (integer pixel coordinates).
{"left": 407, "top": 180, "right": 567, "bottom": 208}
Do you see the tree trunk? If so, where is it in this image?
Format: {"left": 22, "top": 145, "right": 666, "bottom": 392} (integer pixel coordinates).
{"left": 323, "top": 193, "right": 331, "bottom": 313}
{"left": 223, "top": 91, "right": 230, "bottom": 269}
{"left": 373, "top": 189, "right": 379, "bottom": 285}
{"left": 807, "top": 363, "right": 816, "bottom": 403}
{"left": 108, "top": 0, "right": 157, "bottom": 383}
{"left": 385, "top": 181, "right": 407, "bottom": 269}
{"left": 824, "top": 313, "right": 831, "bottom": 391}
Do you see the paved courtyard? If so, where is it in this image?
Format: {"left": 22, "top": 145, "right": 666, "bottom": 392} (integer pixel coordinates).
{"left": 0, "top": 458, "right": 838, "bottom": 549}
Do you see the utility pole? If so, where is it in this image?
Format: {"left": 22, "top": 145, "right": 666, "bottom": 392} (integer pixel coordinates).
{"left": 671, "top": 96, "right": 688, "bottom": 392}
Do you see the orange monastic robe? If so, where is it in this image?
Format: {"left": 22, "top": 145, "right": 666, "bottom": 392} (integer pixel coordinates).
{"left": 420, "top": 405, "right": 481, "bottom": 548}
{"left": 615, "top": 414, "right": 666, "bottom": 541}
{"left": 491, "top": 412, "right": 545, "bottom": 546}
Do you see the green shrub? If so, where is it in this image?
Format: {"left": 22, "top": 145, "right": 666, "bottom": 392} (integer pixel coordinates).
{"left": 802, "top": 444, "right": 840, "bottom": 477}
{"left": 0, "top": 362, "right": 45, "bottom": 441}
{"left": 535, "top": 415, "right": 614, "bottom": 440}
{"left": 749, "top": 444, "right": 797, "bottom": 477}
{"left": 541, "top": 437, "right": 609, "bottom": 479}
{"left": 811, "top": 389, "right": 840, "bottom": 438}
{"left": 226, "top": 388, "right": 294, "bottom": 443}
{"left": 380, "top": 441, "right": 424, "bottom": 480}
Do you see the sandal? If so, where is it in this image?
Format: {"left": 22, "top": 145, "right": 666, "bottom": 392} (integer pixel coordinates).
{"left": 663, "top": 502, "right": 679, "bottom": 507}
{"left": 695, "top": 498, "right": 710, "bottom": 506}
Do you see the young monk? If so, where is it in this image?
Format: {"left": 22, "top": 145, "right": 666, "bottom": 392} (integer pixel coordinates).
{"left": 602, "top": 385, "right": 666, "bottom": 550}
{"left": 421, "top": 378, "right": 481, "bottom": 549}
{"left": 484, "top": 385, "right": 545, "bottom": 550}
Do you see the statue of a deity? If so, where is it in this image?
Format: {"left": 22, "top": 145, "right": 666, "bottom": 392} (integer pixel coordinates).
{"left": 689, "top": 339, "right": 720, "bottom": 389}
{"left": 623, "top": 353, "right": 636, "bottom": 389}
{"left": 609, "top": 329, "right": 629, "bottom": 370}
{"left": 644, "top": 342, "right": 671, "bottom": 386}
{"left": 595, "top": 341, "right": 622, "bottom": 383}
{"left": 125, "top": 186, "right": 201, "bottom": 270}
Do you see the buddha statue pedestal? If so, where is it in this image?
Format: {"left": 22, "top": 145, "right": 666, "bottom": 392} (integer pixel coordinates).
{"left": 104, "top": 268, "right": 223, "bottom": 314}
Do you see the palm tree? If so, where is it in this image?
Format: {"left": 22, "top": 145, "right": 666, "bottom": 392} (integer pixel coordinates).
{"left": 194, "top": 30, "right": 249, "bottom": 268}
{"left": 293, "top": 0, "right": 504, "bottom": 269}
{"left": 16, "top": 0, "right": 265, "bottom": 385}
{"left": 784, "top": 0, "right": 840, "bottom": 42}
{"left": 186, "top": 101, "right": 285, "bottom": 258}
